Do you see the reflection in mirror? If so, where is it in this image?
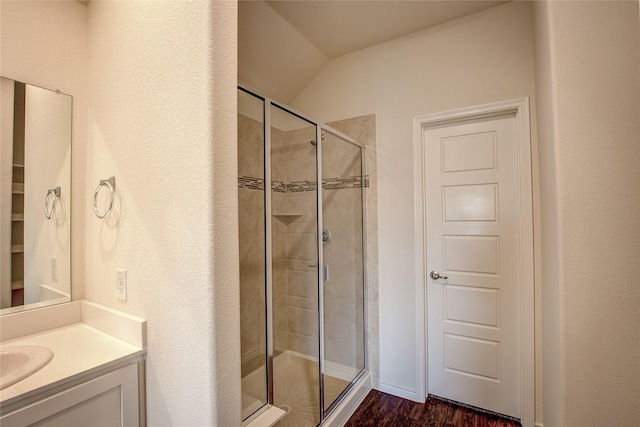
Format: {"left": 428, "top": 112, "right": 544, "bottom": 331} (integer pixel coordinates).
{"left": 1, "top": 77, "right": 72, "bottom": 314}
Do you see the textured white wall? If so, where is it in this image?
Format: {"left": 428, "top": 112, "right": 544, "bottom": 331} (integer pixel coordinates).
{"left": 86, "top": 1, "right": 239, "bottom": 425}
{"left": 291, "top": 0, "right": 540, "bottom": 414}
{"left": 208, "top": 2, "right": 241, "bottom": 423}
{"left": 0, "top": 0, "right": 88, "bottom": 302}
{"left": 532, "top": 1, "right": 640, "bottom": 426}
{"left": 239, "top": 0, "right": 328, "bottom": 103}
{"left": 3, "top": 1, "right": 241, "bottom": 423}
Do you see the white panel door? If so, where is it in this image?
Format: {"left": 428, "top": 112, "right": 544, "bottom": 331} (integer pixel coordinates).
{"left": 425, "top": 114, "right": 521, "bottom": 418}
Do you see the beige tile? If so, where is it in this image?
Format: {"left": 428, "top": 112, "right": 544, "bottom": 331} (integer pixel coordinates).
{"left": 287, "top": 306, "right": 318, "bottom": 336}
{"left": 288, "top": 331, "right": 319, "bottom": 358}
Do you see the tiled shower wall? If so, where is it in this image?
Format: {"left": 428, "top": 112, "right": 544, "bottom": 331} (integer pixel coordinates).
{"left": 321, "top": 132, "right": 365, "bottom": 371}
{"left": 238, "top": 113, "right": 379, "bottom": 381}
{"left": 238, "top": 114, "right": 266, "bottom": 377}
{"left": 327, "top": 114, "right": 379, "bottom": 381}
{"left": 273, "top": 124, "right": 319, "bottom": 358}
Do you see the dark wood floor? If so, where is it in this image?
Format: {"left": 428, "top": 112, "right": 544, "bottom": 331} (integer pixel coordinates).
{"left": 345, "top": 390, "right": 521, "bottom": 427}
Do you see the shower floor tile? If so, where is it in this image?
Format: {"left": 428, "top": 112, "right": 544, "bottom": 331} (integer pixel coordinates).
{"left": 241, "top": 351, "right": 351, "bottom": 427}
{"left": 273, "top": 352, "right": 348, "bottom": 427}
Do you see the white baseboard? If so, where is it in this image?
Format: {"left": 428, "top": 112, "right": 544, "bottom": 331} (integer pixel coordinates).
{"left": 376, "top": 381, "right": 424, "bottom": 403}
{"left": 534, "top": 423, "right": 544, "bottom": 427}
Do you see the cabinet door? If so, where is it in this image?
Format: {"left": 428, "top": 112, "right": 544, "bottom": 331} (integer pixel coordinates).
{"left": 1, "top": 363, "right": 140, "bottom": 427}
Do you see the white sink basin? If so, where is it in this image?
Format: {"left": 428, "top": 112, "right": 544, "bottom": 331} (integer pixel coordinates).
{"left": 1, "top": 345, "right": 53, "bottom": 389}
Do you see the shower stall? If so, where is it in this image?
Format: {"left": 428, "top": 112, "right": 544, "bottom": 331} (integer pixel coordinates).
{"left": 238, "top": 87, "right": 367, "bottom": 426}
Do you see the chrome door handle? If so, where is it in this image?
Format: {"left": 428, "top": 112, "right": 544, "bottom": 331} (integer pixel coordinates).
{"left": 430, "top": 270, "right": 448, "bottom": 280}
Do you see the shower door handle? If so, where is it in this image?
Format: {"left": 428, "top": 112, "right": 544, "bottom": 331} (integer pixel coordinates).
{"left": 307, "top": 263, "right": 329, "bottom": 282}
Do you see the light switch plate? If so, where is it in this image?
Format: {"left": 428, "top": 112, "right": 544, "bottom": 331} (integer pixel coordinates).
{"left": 116, "top": 269, "right": 127, "bottom": 301}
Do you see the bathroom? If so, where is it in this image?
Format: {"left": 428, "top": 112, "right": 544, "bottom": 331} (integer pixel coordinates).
{"left": 1, "top": 1, "right": 638, "bottom": 426}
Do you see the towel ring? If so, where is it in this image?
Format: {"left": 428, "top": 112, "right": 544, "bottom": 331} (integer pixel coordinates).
{"left": 93, "top": 176, "right": 116, "bottom": 219}
{"left": 44, "top": 187, "right": 60, "bottom": 219}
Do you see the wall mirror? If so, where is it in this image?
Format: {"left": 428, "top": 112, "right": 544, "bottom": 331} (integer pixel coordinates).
{"left": 1, "top": 76, "right": 72, "bottom": 314}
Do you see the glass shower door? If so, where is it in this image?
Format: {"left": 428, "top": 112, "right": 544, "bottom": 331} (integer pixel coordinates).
{"left": 239, "top": 86, "right": 367, "bottom": 426}
{"left": 269, "top": 105, "right": 321, "bottom": 427}
{"left": 320, "top": 129, "right": 366, "bottom": 413}
{"left": 238, "top": 89, "right": 268, "bottom": 420}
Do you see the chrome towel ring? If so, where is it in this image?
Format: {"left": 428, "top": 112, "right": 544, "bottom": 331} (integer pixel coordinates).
{"left": 44, "top": 187, "right": 60, "bottom": 219}
{"left": 93, "top": 176, "right": 116, "bottom": 219}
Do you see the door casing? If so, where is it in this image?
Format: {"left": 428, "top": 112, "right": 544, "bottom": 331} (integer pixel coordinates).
{"left": 412, "top": 98, "right": 534, "bottom": 427}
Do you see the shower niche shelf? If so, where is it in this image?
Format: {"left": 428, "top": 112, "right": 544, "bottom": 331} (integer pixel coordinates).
{"left": 272, "top": 212, "right": 303, "bottom": 223}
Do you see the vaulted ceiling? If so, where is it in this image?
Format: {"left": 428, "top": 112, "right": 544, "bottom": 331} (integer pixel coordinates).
{"left": 239, "top": 0, "right": 509, "bottom": 103}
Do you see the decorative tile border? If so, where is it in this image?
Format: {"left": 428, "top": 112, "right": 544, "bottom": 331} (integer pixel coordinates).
{"left": 324, "top": 176, "right": 369, "bottom": 190}
{"left": 287, "top": 180, "right": 317, "bottom": 193}
{"left": 237, "top": 177, "right": 287, "bottom": 193}
{"left": 239, "top": 175, "right": 370, "bottom": 192}
{"left": 272, "top": 180, "right": 287, "bottom": 193}
{"left": 238, "top": 176, "right": 264, "bottom": 190}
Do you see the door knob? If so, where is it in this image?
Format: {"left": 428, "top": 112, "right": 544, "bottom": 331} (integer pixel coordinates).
{"left": 430, "top": 270, "right": 448, "bottom": 280}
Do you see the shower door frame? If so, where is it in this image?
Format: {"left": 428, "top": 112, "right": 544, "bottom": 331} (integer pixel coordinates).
{"left": 239, "top": 86, "right": 368, "bottom": 425}
{"left": 317, "top": 125, "right": 369, "bottom": 419}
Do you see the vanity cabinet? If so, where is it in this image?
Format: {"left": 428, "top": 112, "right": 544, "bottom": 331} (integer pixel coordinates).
{"left": 0, "top": 358, "right": 145, "bottom": 427}
{"left": 0, "top": 302, "right": 146, "bottom": 426}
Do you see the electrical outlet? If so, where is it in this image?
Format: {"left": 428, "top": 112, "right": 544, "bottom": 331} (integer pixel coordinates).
{"left": 116, "top": 269, "right": 127, "bottom": 301}
{"left": 51, "top": 257, "right": 58, "bottom": 282}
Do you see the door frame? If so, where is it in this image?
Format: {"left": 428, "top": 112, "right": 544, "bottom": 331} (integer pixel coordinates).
{"left": 412, "top": 98, "right": 534, "bottom": 426}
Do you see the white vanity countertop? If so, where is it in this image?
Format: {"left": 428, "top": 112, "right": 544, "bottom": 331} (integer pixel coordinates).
{"left": 0, "top": 301, "right": 146, "bottom": 406}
